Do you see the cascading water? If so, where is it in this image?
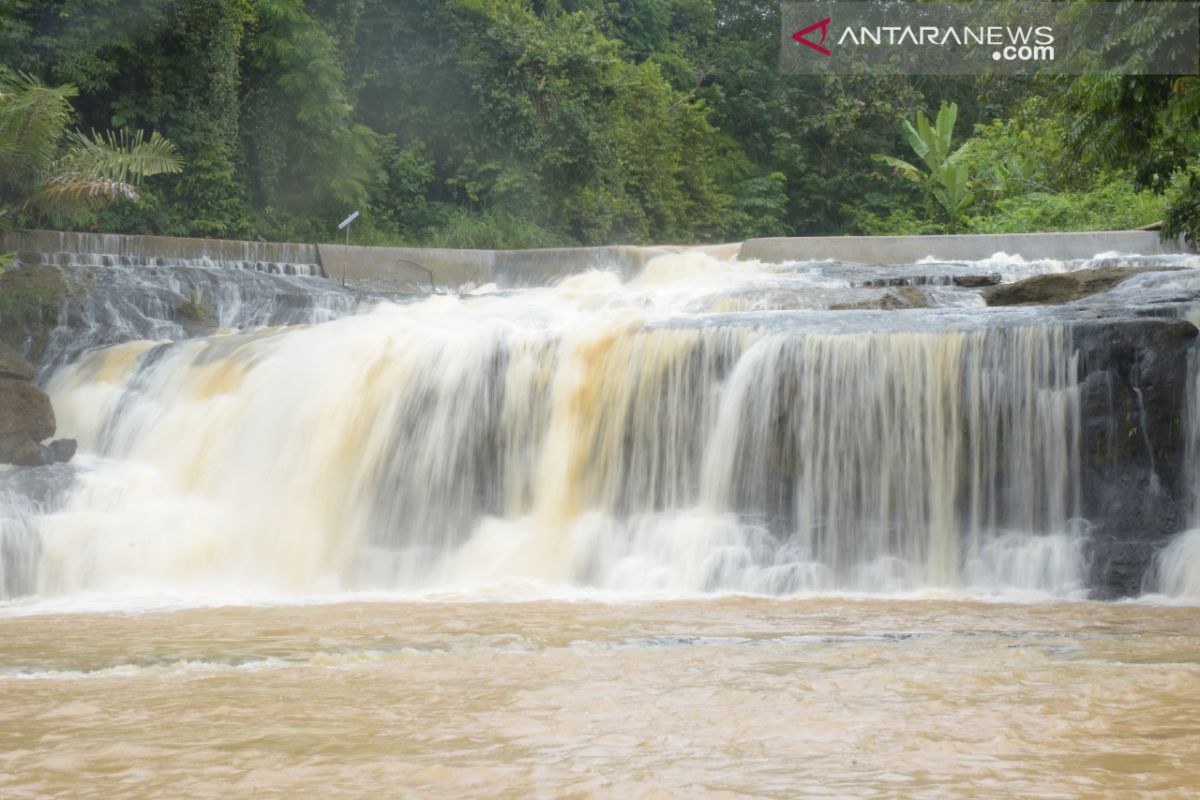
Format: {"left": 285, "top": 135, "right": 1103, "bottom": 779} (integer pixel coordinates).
{"left": 6, "top": 246, "right": 362, "bottom": 373}
{"left": 2, "top": 249, "right": 1137, "bottom": 602}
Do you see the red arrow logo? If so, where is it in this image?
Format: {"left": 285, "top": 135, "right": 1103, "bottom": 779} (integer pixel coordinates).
{"left": 793, "top": 18, "right": 832, "bottom": 56}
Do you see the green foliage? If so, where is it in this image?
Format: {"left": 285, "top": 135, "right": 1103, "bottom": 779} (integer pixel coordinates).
{"left": 1, "top": 0, "right": 1189, "bottom": 245}
{"left": 965, "top": 180, "right": 1165, "bottom": 234}
{"left": 712, "top": 158, "right": 789, "bottom": 241}
{"left": 35, "top": 129, "right": 181, "bottom": 222}
{"left": 419, "top": 207, "right": 570, "bottom": 250}
{"left": 847, "top": 206, "right": 942, "bottom": 236}
{"left": 1058, "top": 5, "right": 1200, "bottom": 245}
{"left": 873, "top": 102, "right": 975, "bottom": 232}
{"left": 1164, "top": 170, "right": 1200, "bottom": 246}
{"left": 242, "top": 0, "right": 379, "bottom": 217}
{"left": 0, "top": 71, "right": 76, "bottom": 207}
{"left": 0, "top": 67, "right": 181, "bottom": 231}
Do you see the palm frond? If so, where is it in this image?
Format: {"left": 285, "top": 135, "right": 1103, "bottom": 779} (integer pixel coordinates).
{"left": 58, "top": 129, "right": 183, "bottom": 185}
{"left": 0, "top": 71, "right": 77, "bottom": 192}
{"left": 28, "top": 175, "right": 140, "bottom": 217}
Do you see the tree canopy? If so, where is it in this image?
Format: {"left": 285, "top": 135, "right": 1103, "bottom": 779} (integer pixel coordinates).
{"left": 0, "top": 0, "right": 1193, "bottom": 246}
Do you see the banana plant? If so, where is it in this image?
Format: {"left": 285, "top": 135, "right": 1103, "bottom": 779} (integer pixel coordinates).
{"left": 873, "top": 102, "right": 975, "bottom": 231}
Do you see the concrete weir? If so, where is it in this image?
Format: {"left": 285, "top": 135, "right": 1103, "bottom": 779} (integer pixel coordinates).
{"left": 738, "top": 230, "right": 1193, "bottom": 265}
{"left": 315, "top": 243, "right": 676, "bottom": 291}
{"left": 320, "top": 231, "right": 1193, "bottom": 290}
{"left": 2, "top": 229, "right": 321, "bottom": 273}
{"left": 2, "top": 229, "right": 1193, "bottom": 291}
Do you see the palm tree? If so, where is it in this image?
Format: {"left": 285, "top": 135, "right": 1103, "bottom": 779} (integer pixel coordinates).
{"left": 0, "top": 69, "right": 183, "bottom": 234}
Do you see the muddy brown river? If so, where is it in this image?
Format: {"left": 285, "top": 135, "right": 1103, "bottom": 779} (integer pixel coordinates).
{"left": 1, "top": 597, "right": 1197, "bottom": 798}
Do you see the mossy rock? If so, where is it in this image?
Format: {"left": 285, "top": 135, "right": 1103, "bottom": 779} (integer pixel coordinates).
{"left": 179, "top": 286, "right": 216, "bottom": 328}
{"left": 0, "top": 266, "right": 68, "bottom": 363}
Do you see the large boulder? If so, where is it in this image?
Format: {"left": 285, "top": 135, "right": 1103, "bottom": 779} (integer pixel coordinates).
{"left": 984, "top": 266, "right": 1185, "bottom": 306}
{"left": 0, "top": 342, "right": 36, "bottom": 381}
{"left": 0, "top": 378, "right": 55, "bottom": 465}
{"left": 0, "top": 342, "right": 73, "bottom": 467}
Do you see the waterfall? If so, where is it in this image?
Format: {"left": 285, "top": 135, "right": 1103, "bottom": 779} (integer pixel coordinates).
{"left": 5, "top": 247, "right": 362, "bottom": 373}
{"left": 0, "top": 252, "right": 1096, "bottom": 600}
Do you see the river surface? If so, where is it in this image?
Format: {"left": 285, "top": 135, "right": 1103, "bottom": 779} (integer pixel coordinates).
{"left": 1, "top": 596, "right": 1198, "bottom": 798}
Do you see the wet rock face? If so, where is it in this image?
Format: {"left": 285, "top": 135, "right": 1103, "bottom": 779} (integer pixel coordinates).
{"left": 43, "top": 438, "right": 77, "bottom": 464}
{"left": 1070, "top": 317, "right": 1199, "bottom": 598}
{"left": 2, "top": 259, "right": 360, "bottom": 375}
{"left": 0, "top": 264, "right": 67, "bottom": 366}
{"left": 984, "top": 266, "right": 1186, "bottom": 306}
{"left": 0, "top": 342, "right": 73, "bottom": 467}
{"left": 0, "top": 342, "right": 37, "bottom": 381}
{"left": 0, "top": 373, "right": 55, "bottom": 466}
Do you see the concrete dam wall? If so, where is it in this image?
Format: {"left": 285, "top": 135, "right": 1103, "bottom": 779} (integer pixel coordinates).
{"left": 3, "top": 229, "right": 1192, "bottom": 291}
{"left": 314, "top": 243, "right": 690, "bottom": 291}
{"left": 2, "top": 230, "right": 322, "bottom": 275}
{"left": 738, "top": 230, "right": 1193, "bottom": 265}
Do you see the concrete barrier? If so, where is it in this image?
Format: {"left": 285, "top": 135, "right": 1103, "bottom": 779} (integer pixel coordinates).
{"left": 4, "top": 229, "right": 1192, "bottom": 291}
{"left": 316, "top": 243, "right": 685, "bottom": 292}
{"left": 1, "top": 229, "right": 321, "bottom": 269}
{"left": 739, "top": 231, "right": 1192, "bottom": 265}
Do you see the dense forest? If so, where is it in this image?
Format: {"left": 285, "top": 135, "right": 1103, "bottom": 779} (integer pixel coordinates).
{"left": 0, "top": 0, "right": 1197, "bottom": 247}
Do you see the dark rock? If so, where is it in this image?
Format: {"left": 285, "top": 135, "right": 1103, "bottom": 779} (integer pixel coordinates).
{"left": 984, "top": 266, "right": 1185, "bottom": 306}
{"left": 952, "top": 274, "right": 1002, "bottom": 288}
{"left": 1088, "top": 538, "right": 1160, "bottom": 600}
{"left": 884, "top": 286, "right": 929, "bottom": 309}
{"left": 859, "top": 272, "right": 1001, "bottom": 288}
{"left": 830, "top": 286, "right": 929, "bottom": 310}
{"left": 0, "top": 342, "right": 36, "bottom": 381}
{"left": 43, "top": 438, "right": 76, "bottom": 464}
{"left": 0, "top": 436, "right": 46, "bottom": 466}
{"left": 1069, "top": 316, "right": 1199, "bottom": 597}
{"left": 0, "top": 377, "right": 56, "bottom": 466}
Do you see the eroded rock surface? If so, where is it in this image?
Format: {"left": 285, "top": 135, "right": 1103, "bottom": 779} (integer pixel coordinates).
{"left": 984, "top": 266, "right": 1186, "bottom": 306}
{"left": 1069, "top": 317, "right": 1199, "bottom": 597}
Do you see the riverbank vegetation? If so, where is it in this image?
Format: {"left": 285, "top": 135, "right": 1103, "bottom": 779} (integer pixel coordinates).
{"left": 0, "top": 0, "right": 1195, "bottom": 246}
{"left": 0, "top": 68, "right": 182, "bottom": 234}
